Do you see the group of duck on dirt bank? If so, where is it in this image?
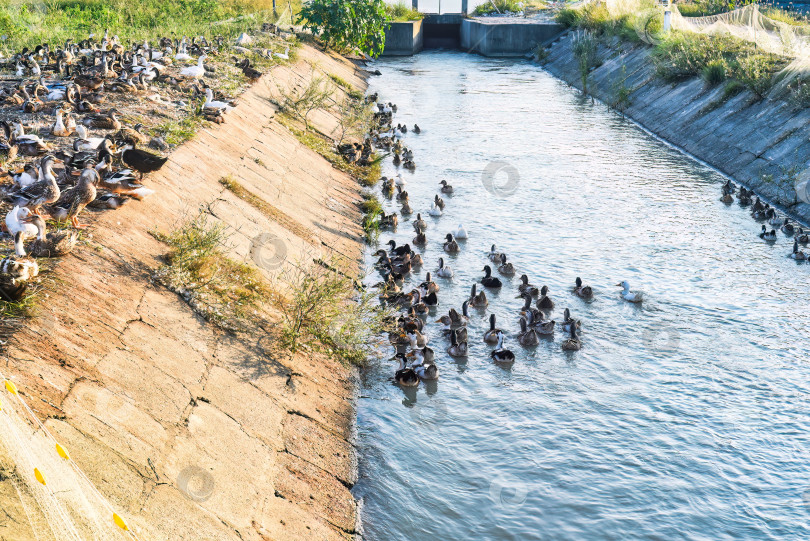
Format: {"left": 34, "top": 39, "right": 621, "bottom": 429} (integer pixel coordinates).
{"left": 0, "top": 26, "right": 294, "bottom": 303}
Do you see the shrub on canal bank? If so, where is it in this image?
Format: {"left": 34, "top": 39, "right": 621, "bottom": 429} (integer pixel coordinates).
{"left": 558, "top": 3, "right": 789, "bottom": 101}
{"left": 572, "top": 30, "right": 599, "bottom": 94}
{"left": 386, "top": 2, "right": 424, "bottom": 21}
{"left": 297, "top": 0, "right": 389, "bottom": 57}
{"left": 273, "top": 257, "right": 390, "bottom": 365}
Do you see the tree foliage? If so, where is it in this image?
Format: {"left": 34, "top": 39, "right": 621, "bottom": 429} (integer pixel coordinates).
{"left": 298, "top": 0, "right": 389, "bottom": 58}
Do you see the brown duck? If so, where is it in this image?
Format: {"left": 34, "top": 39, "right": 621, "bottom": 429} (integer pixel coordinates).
{"left": 16, "top": 156, "right": 62, "bottom": 216}
{"left": 46, "top": 167, "right": 99, "bottom": 228}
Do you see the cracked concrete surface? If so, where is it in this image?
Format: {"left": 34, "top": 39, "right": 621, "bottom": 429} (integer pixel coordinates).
{"left": 0, "top": 45, "right": 366, "bottom": 540}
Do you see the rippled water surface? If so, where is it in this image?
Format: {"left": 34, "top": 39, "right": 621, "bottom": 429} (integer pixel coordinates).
{"left": 353, "top": 51, "right": 810, "bottom": 541}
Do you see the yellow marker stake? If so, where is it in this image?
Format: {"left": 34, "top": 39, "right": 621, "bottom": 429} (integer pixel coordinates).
{"left": 4, "top": 380, "right": 18, "bottom": 395}
{"left": 113, "top": 513, "right": 129, "bottom": 531}
{"left": 56, "top": 443, "right": 70, "bottom": 461}
{"left": 34, "top": 468, "right": 46, "bottom": 486}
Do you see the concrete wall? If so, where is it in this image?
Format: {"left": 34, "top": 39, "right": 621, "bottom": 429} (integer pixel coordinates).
{"left": 1, "top": 45, "right": 367, "bottom": 541}
{"left": 543, "top": 33, "right": 810, "bottom": 222}
{"left": 461, "top": 19, "right": 564, "bottom": 57}
{"left": 383, "top": 20, "right": 423, "bottom": 56}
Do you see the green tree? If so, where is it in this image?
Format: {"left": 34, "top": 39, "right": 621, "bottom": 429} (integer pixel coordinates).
{"left": 298, "top": 0, "right": 389, "bottom": 58}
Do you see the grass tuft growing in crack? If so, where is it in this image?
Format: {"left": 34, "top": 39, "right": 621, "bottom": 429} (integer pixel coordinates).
{"left": 272, "top": 257, "right": 390, "bottom": 365}
{"left": 151, "top": 210, "right": 273, "bottom": 331}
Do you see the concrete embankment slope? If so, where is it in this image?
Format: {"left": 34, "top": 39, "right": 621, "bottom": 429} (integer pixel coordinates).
{"left": 544, "top": 33, "right": 810, "bottom": 221}
{"left": 0, "top": 45, "right": 366, "bottom": 540}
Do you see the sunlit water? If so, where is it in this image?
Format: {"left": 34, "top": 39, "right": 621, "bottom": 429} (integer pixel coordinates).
{"left": 353, "top": 51, "right": 810, "bottom": 541}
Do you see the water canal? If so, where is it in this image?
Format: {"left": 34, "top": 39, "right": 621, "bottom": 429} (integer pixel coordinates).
{"left": 354, "top": 50, "right": 810, "bottom": 541}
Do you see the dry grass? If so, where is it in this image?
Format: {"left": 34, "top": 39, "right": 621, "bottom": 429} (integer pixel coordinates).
{"left": 151, "top": 210, "right": 273, "bottom": 331}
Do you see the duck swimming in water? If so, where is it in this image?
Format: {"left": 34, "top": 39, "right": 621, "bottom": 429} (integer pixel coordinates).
{"left": 498, "top": 254, "right": 515, "bottom": 276}
{"left": 436, "top": 301, "right": 468, "bottom": 330}
{"left": 483, "top": 313, "right": 503, "bottom": 344}
{"left": 454, "top": 224, "right": 468, "bottom": 240}
{"left": 413, "top": 213, "right": 427, "bottom": 232}
{"left": 394, "top": 354, "right": 419, "bottom": 386}
{"left": 797, "top": 227, "right": 809, "bottom": 244}
{"left": 439, "top": 180, "right": 453, "bottom": 194}
{"left": 517, "top": 318, "right": 540, "bottom": 347}
{"left": 436, "top": 257, "right": 453, "bottom": 278}
{"left": 447, "top": 329, "right": 468, "bottom": 357}
{"left": 428, "top": 202, "right": 443, "bottom": 217}
{"left": 536, "top": 285, "right": 554, "bottom": 310}
{"left": 617, "top": 281, "right": 643, "bottom": 303}
{"left": 413, "top": 358, "right": 438, "bottom": 380}
{"left": 518, "top": 274, "right": 539, "bottom": 297}
{"left": 759, "top": 225, "right": 777, "bottom": 241}
{"left": 573, "top": 277, "right": 593, "bottom": 299}
{"left": 519, "top": 293, "right": 543, "bottom": 323}
{"left": 443, "top": 233, "right": 460, "bottom": 253}
{"left": 561, "top": 326, "right": 582, "bottom": 351}
{"left": 781, "top": 218, "right": 795, "bottom": 236}
{"left": 561, "top": 308, "right": 581, "bottom": 333}
{"left": 488, "top": 244, "right": 503, "bottom": 262}
{"left": 526, "top": 310, "right": 555, "bottom": 335}
{"left": 481, "top": 265, "right": 502, "bottom": 288}
{"left": 469, "top": 283, "right": 488, "bottom": 308}
{"left": 490, "top": 332, "right": 515, "bottom": 364}
{"left": 790, "top": 240, "right": 807, "bottom": 261}
{"left": 413, "top": 225, "right": 426, "bottom": 246}
{"left": 418, "top": 272, "right": 439, "bottom": 297}
{"left": 434, "top": 194, "right": 445, "bottom": 210}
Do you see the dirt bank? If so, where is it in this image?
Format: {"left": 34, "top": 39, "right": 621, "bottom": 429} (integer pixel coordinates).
{"left": 543, "top": 33, "right": 810, "bottom": 222}
{"left": 0, "top": 44, "right": 367, "bottom": 540}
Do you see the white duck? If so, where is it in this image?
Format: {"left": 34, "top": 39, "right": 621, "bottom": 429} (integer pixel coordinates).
{"left": 274, "top": 46, "right": 290, "bottom": 60}
{"left": 46, "top": 86, "right": 66, "bottom": 101}
{"left": 454, "top": 224, "right": 468, "bottom": 240}
{"left": 175, "top": 40, "right": 192, "bottom": 61}
{"left": 428, "top": 202, "right": 443, "bottom": 217}
{"left": 204, "top": 88, "right": 233, "bottom": 111}
{"left": 5, "top": 206, "right": 45, "bottom": 256}
{"left": 52, "top": 109, "right": 72, "bottom": 137}
{"left": 12, "top": 122, "right": 47, "bottom": 146}
{"left": 617, "top": 281, "right": 643, "bottom": 303}
{"left": 395, "top": 174, "right": 406, "bottom": 187}
{"left": 74, "top": 125, "right": 105, "bottom": 151}
{"left": 180, "top": 55, "right": 206, "bottom": 79}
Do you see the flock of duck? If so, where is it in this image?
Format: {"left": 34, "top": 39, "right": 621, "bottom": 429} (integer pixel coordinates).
{"left": 720, "top": 180, "right": 810, "bottom": 260}
{"left": 367, "top": 106, "right": 645, "bottom": 387}
{"left": 0, "top": 29, "right": 281, "bottom": 301}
